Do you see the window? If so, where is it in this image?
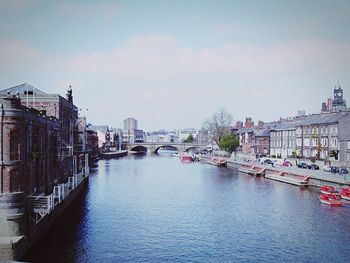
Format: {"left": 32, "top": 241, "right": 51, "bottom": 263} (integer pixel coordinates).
{"left": 348, "top": 141, "right": 350, "bottom": 150}
{"left": 10, "top": 131, "right": 20, "bottom": 160}
{"left": 322, "top": 138, "right": 328, "bottom": 147}
{"left": 348, "top": 153, "right": 350, "bottom": 161}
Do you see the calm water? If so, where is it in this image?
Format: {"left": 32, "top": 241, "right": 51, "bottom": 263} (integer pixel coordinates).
{"left": 25, "top": 153, "right": 350, "bottom": 262}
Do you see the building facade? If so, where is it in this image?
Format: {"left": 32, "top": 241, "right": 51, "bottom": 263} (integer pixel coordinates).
{"left": 321, "top": 85, "right": 347, "bottom": 113}
{"left": 270, "top": 122, "right": 297, "bottom": 159}
{"left": 236, "top": 118, "right": 268, "bottom": 156}
{"left": 295, "top": 112, "right": 350, "bottom": 165}
{"left": 0, "top": 84, "right": 89, "bottom": 260}
{"left": 123, "top": 117, "right": 138, "bottom": 130}
{"left": 178, "top": 128, "right": 198, "bottom": 143}
{"left": 122, "top": 129, "right": 144, "bottom": 143}
{"left": 268, "top": 111, "right": 350, "bottom": 166}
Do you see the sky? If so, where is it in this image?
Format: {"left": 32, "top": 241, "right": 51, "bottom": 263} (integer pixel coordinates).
{"left": 0, "top": 0, "right": 350, "bottom": 131}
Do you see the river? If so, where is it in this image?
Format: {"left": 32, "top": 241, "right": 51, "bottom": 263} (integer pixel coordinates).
{"left": 24, "top": 152, "right": 350, "bottom": 262}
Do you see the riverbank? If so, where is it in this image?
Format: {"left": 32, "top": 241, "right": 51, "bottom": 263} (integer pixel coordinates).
{"left": 100, "top": 150, "right": 128, "bottom": 159}
{"left": 0, "top": 172, "right": 89, "bottom": 261}
{"left": 199, "top": 155, "right": 350, "bottom": 188}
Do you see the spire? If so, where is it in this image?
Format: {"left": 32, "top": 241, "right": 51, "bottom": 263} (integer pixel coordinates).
{"left": 66, "top": 85, "right": 73, "bottom": 103}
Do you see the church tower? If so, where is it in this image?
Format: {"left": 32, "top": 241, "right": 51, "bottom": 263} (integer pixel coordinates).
{"left": 332, "top": 85, "right": 346, "bottom": 111}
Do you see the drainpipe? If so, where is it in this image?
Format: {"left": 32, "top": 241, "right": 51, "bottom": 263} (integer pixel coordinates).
{"left": 1, "top": 104, "right": 4, "bottom": 194}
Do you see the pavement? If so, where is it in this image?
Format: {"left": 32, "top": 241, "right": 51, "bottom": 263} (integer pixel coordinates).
{"left": 228, "top": 157, "right": 350, "bottom": 185}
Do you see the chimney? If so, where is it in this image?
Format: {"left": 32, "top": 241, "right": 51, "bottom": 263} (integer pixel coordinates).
{"left": 236, "top": 121, "right": 243, "bottom": 129}
{"left": 244, "top": 117, "right": 254, "bottom": 128}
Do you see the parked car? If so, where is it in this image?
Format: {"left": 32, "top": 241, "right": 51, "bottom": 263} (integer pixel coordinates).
{"left": 323, "top": 165, "right": 332, "bottom": 172}
{"left": 308, "top": 164, "right": 319, "bottom": 170}
{"left": 339, "top": 168, "right": 349, "bottom": 174}
{"left": 264, "top": 159, "right": 274, "bottom": 165}
{"left": 330, "top": 166, "right": 339, "bottom": 173}
{"left": 297, "top": 162, "right": 309, "bottom": 169}
{"left": 282, "top": 160, "right": 293, "bottom": 167}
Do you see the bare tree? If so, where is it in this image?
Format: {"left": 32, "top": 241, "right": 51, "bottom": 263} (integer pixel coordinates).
{"left": 203, "top": 108, "right": 233, "bottom": 146}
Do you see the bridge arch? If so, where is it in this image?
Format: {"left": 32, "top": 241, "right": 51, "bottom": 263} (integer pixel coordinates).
{"left": 154, "top": 145, "right": 179, "bottom": 154}
{"left": 184, "top": 146, "right": 197, "bottom": 152}
{"left": 130, "top": 145, "right": 148, "bottom": 153}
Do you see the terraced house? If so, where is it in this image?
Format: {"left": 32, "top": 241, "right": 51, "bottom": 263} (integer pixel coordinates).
{"left": 295, "top": 111, "right": 350, "bottom": 166}
{"left": 269, "top": 111, "right": 350, "bottom": 167}
{"left": 270, "top": 121, "right": 298, "bottom": 159}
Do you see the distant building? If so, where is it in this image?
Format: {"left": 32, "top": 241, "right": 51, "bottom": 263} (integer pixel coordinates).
{"left": 321, "top": 85, "right": 347, "bottom": 112}
{"left": 122, "top": 129, "right": 144, "bottom": 143}
{"left": 123, "top": 117, "right": 138, "bottom": 130}
{"left": 89, "top": 125, "right": 110, "bottom": 150}
{"left": 122, "top": 117, "right": 144, "bottom": 143}
{"left": 332, "top": 86, "right": 347, "bottom": 111}
{"left": 178, "top": 128, "right": 198, "bottom": 143}
{"left": 268, "top": 111, "right": 350, "bottom": 166}
{"left": 270, "top": 122, "right": 297, "bottom": 158}
{"left": 236, "top": 118, "right": 269, "bottom": 156}
{"left": 86, "top": 126, "right": 99, "bottom": 161}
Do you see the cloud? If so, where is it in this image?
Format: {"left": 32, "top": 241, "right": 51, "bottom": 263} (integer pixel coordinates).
{"left": 67, "top": 34, "right": 350, "bottom": 81}
{"left": 4, "top": 34, "right": 348, "bottom": 84}
{"left": 1, "top": 35, "right": 350, "bottom": 129}
{"left": 0, "top": 39, "right": 64, "bottom": 72}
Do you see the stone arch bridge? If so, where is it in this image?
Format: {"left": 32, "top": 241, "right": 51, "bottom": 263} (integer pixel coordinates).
{"left": 127, "top": 142, "right": 207, "bottom": 154}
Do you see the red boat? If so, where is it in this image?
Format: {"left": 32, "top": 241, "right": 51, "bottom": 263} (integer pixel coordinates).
{"left": 319, "top": 186, "right": 339, "bottom": 195}
{"left": 340, "top": 187, "right": 350, "bottom": 201}
{"left": 180, "top": 153, "right": 193, "bottom": 163}
{"left": 319, "top": 194, "right": 343, "bottom": 206}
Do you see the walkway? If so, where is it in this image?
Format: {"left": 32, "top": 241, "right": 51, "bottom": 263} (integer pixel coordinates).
{"left": 227, "top": 157, "right": 350, "bottom": 186}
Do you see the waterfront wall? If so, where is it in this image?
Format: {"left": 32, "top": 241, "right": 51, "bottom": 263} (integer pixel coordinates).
{"left": 0, "top": 175, "right": 88, "bottom": 260}
{"left": 200, "top": 155, "right": 350, "bottom": 188}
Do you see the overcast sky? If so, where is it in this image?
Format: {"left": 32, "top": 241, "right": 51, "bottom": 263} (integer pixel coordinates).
{"left": 1, "top": 0, "right": 349, "bottom": 131}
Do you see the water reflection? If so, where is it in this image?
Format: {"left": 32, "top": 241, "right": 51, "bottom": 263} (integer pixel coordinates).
{"left": 24, "top": 153, "right": 350, "bottom": 262}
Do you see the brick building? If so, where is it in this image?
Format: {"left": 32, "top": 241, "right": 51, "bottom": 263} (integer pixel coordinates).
{"left": 236, "top": 118, "right": 269, "bottom": 156}
{"left": 0, "top": 84, "right": 89, "bottom": 260}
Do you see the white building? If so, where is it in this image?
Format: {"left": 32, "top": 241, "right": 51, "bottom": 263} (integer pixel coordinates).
{"left": 178, "top": 128, "right": 198, "bottom": 142}
{"left": 122, "top": 129, "right": 144, "bottom": 143}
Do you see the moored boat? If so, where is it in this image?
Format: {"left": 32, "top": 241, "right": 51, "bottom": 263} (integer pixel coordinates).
{"left": 319, "top": 186, "right": 340, "bottom": 195}
{"left": 215, "top": 158, "right": 227, "bottom": 167}
{"left": 340, "top": 187, "right": 350, "bottom": 201}
{"left": 318, "top": 194, "right": 343, "bottom": 206}
{"left": 180, "top": 153, "right": 193, "bottom": 163}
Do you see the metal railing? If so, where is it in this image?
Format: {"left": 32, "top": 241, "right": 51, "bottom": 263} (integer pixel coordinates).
{"left": 28, "top": 166, "right": 89, "bottom": 224}
{"left": 27, "top": 194, "right": 55, "bottom": 223}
